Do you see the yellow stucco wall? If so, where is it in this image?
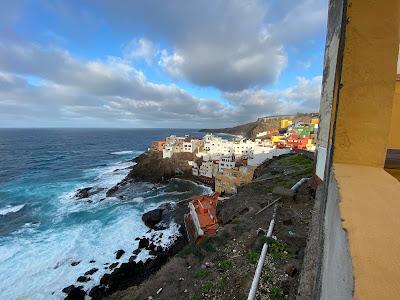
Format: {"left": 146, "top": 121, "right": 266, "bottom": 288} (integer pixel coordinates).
{"left": 335, "top": 163, "right": 400, "bottom": 299}
{"left": 333, "top": 0, "right": 400, "bottom": 167}
{"left": 388, "top": 80, "right": 400, "bottom": 149}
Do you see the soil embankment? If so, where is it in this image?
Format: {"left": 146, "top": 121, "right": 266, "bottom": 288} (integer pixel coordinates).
{"left": 107, "top": 153, "right": 315, "bottom": 300}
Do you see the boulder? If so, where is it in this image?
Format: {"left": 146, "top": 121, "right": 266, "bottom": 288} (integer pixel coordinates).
{"left": 115, "top": 249, "right": 125, "bottom": 259}
{"left": 77, "top": 276, "right": 91, "bottom": 283}
{"left": 84, "top": 268, "right": 98, "bottom": 276}
{"left": 138, "top": 237, "right": 149, "bottom": 249}
{"left": 142, "top": 209, "right": 163, "bottom": 229}
{"left": 64, "top": 286, "right": 85, "bottom": 300}
{"left": 109, "top": 262, "right": 118, "bottom": 270}
{"left": 70, "top": 261, "right": 80, "bottom": 266}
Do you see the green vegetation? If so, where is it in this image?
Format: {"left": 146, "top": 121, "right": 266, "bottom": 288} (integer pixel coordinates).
{"left": 191, "top": 295, "right": 202, "bottom": 300}
{"left": 201, "top": 282, "right": 214, "bottom": 293}
{"left": 269, "top": 287, "right": 285, "bottom": 300}
{"left": 253, "top": 235, "right": 268, "bottom": 252}
{"left": 263, "top": 274, "right": 271, "bottom": 285}
{"left": 247, "top": 249, "right": 259, "bottom": 264}
{"left": 268, "top": 239, "right": 292, "bottom": 260}
{"left": 193, "top": 268, "right": 209, "bottom": 279}
{"left": 216, "top": 276, "right": 226, "bottom": 289}
{"left": 218, "top": 259, "right": 233, "bottom": 272}
{"left": 265, "top": 186, "right": 274, "bottom": 193}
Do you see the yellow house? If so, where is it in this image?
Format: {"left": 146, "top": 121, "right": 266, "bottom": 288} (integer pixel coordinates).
{"left": 280, "top": 119, "right": 292, "bottom": 129}
{"left": 215, "top": 166, "right": 256, "bottom": 194}
{"left": 271, "top": 135, "right": 286, "bottom": 144}
{"left": 310, "top": 118, "right": 319, "bottom": 125}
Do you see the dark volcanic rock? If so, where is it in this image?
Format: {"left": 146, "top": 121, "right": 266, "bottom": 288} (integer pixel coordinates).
{"left": 90, "top": 233, "right": 188, "bottom": 298}
{"left": 77, "top": 276, "right": 91, "bottom": 283}
{"left": 109, "top": 262, "right": 118, "bottom": 269}
{"left": 129, "top": 256, "right": 137, "bottom": 263}
{"left": 115, "top": 249, "right": 125, "bottom": 259}
{"left": 70, "top": 261, "right": 80, "bottom": 266}
{"left": 74, "top": 187, "right": 104, "bottom": 200}
{"left": 84, "top": 268, "right": 98, "bottom": 276}
{"left": 138, "top": 237, "right": 149, "bottom": 249}
{"left": 89, "top": 286, "right": 107, "bottom": 300}
{"left": 89, "top": 260, "right": 96, "bottom": 263}
{"left": 75, "top": 187, "right": 92, "bottom": 199}
{"left": 64, "top": 285, "right": 85, "bottom": 300}
{"left": 142, "top": 209, "right": 163, "bottom": 229}
{"left": 132, "top": 248, "right": 141, "bottom": 255}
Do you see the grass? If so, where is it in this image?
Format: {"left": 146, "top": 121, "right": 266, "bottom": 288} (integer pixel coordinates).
{"left": 269, "top": 287, "right": 285, "bottom": 300}
{"left": 247, "top": 249, "right": 259, "bottom": 264}
{"left": 191, "top": 295, "right": 202, "bottom": 300}
{"left": 218, "top": 259, "right": 233, "bottom": 272}
{"left": 268, "top": 239, "right": 292, "bottom": 260}
{"left": 201, "top": 282, "right": 214, "bottom": 294}
{"left": 193, "top": 268, "right": 209, "bottom": 279}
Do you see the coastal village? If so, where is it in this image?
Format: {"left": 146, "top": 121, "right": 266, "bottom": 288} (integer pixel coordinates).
{"left": 150, "top": 117, "right": 319, "bottom": 195}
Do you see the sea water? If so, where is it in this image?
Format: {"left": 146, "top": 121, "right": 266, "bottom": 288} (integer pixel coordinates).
{"left": 0, "top": 129, "right": 211, "bottom": 299}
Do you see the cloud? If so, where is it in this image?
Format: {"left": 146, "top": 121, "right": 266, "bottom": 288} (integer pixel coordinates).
{"left": 222, "top": 76, "right": 322, "bottom": 123}
{"left": 123, "top": 38, "right": 156, "bottom": 64}
{"left": 0, "top": 42, "right": 321, "bottom": 127}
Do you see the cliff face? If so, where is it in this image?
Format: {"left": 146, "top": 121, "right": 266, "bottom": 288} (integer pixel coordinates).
{"left": 128, "top": 151, "right": 197, "bottom": 183}
{"left": 201, "top": 113, "right": 318, "bottom": 139}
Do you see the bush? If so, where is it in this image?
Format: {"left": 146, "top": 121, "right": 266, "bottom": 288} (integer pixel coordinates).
{"left": 268, "top": 239, "right": 292, "bottom": 260}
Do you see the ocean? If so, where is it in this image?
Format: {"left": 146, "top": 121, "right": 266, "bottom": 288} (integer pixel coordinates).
{"left": 0, "top": 128, "right": 211, "bottom": 299}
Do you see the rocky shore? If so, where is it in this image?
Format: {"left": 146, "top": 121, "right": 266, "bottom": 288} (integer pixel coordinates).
{"left": 64, "top": 150, "right": 201, "bottom": 299}
{"left": 63, "top": 200, "right": 191, "bottom": 300}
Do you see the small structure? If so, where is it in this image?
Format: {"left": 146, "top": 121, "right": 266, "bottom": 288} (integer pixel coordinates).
{"left": 184, "top": 192, "right": 219, "bottom": 243}
{"left": 151, "top": 141, "right": 166, "bottom": 152}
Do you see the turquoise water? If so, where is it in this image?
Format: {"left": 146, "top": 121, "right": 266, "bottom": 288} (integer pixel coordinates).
{"left": 0, "top": 129, "right": 210, "bottom": 299}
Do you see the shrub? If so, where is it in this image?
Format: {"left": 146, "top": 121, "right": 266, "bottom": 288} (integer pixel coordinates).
{"left": 268, "top": 239, "right": 292, "bottom": 260}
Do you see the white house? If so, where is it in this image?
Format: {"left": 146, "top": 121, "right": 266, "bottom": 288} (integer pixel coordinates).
{"left": 218, "top": 154, "right": 236, "bottom": 173}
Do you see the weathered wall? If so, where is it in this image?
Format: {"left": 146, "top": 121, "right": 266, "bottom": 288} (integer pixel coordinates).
{"left": 320, "top": 168, "right": 353, "bottom": 300}
{"left": 333, "top": 0, "right": 400, "bottom": 167}
{"left": 388, "top": 80, "right": 400, "bottom": 149}
{"left": 315, "top": 0, "right": 345, "bottom": 180}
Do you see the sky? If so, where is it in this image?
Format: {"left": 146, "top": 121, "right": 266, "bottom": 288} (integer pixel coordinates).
{"left": 0, "top": 0, "right": 328, "bottom": 128}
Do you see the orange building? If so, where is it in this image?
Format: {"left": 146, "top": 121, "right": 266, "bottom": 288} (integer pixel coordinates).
{"left": 184, "top": 192, "right": 219, "bottom": 243}
{"left": 151, "top": 140, "right": 166, "bottom": 152}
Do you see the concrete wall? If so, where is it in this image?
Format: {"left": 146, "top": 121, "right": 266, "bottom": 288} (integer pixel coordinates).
{"left": 320, "top": 168, "right": 353, "bottom": 300}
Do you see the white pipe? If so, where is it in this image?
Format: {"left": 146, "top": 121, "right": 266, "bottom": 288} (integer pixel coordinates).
{"left": 247, "top": 178, "right": 308, "bottom": 299}
{"left": 291, "top": 177, "right": 309, "bottom": 191}
{"left": 247, "top": 204, "right": 278, "bottom": 300}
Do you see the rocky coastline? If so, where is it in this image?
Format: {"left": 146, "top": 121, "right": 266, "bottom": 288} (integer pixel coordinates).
{"left": 64, "top": 150, "right": 203, "bottom": 299}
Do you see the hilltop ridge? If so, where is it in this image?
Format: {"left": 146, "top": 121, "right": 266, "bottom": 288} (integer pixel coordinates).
{"left": 200, "top": 113, "right": 318, "bottom": 139}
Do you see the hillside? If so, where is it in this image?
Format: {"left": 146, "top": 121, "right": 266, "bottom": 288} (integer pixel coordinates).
{"left": 200, "top": 113, "right": 318, "bottom": 139}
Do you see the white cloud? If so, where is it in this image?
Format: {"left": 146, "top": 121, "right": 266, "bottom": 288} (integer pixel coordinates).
{"left": 123, "top": 38, "right": 156, "bottom": 64}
